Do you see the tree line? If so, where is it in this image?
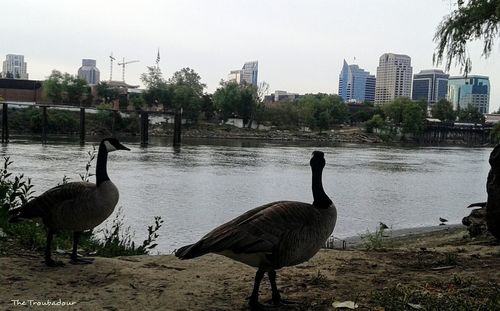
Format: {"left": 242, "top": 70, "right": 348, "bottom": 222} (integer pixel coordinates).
{"left": 34, "top": 65, "right": 500, "bottom": 141}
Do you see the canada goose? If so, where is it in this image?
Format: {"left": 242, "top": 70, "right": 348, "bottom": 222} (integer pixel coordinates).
{"left": 175, "top": 151, "right": 337, "bottom": 309}
{"left": 486, "top": 144, "right": 500, "bottom": 239}
{"left": 9, "top": 138, "right": 130, "bottom": 266}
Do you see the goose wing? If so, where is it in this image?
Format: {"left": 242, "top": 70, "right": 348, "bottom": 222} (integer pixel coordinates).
{"left": 11, "top": 182, "right": 96, "bottom": 220}
{"left": 176, "top": 201, "right": 319, "bottom": 259}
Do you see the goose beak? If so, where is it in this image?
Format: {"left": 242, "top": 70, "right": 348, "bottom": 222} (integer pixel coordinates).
{"left": 117, "top": 143, "right": 130, "bottom": 151}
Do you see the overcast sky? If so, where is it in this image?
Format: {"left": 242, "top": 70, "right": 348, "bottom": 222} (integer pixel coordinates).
{"left": 3, "top": 0, "right": 499, "bottom": 111}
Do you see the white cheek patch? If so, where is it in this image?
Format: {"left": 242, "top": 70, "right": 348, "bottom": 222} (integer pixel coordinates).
{"left": 104, "top": 140, "right": 117, "bottom": 152}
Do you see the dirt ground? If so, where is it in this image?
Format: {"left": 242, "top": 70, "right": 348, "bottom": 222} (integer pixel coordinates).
{"left": 1, "top": 226, "right": 499, "bottom": 310}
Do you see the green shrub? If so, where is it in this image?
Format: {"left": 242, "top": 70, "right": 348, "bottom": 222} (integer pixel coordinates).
{"left": 0, "top": 148, "right": 162, "bottom": 257}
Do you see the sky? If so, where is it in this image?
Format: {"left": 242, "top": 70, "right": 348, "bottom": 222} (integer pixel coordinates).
{"left": 3, "top": 0, "right": 500, "bottom": 112}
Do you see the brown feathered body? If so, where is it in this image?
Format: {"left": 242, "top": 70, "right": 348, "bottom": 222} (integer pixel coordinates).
{"left": 10, "top": 180, "right": 119, "bottom": 232}
{"left": 176, "top": 200, "right": 337, "bottom": 270}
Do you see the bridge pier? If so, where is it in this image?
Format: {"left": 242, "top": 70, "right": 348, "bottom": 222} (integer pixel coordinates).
{"left": 80, "top": 108, "right": 85, "bottom": 144}
{"left": 41, "top": 106, "right": 47, "bottom": 144}
{"left": 1, "top": 103, "right": 8, "bottom": 143}
{"left": 173, "top": 109, "right": 182, "bottom": 147}
{"left": 140, "top": 111, "right": 149, "bottom": 146}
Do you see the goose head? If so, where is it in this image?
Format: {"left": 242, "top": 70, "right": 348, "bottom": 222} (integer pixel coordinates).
{"left": 490, "top": 144, "right": 500, "bottom": 169}
{"left": 102, "top": 138, "right": 130, "bottom": 153}
{"left": 310, "top": 150, "right": 326, "bottom": 170}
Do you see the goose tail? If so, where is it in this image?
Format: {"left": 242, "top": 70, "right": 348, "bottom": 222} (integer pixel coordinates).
{"left": 7, "top": 200, "right": 43, "bottom": 223}
{"left": 8, "top": 206, "right": 23, "bottom": 223}
{"left": 175, "top": 243, "right": 205, "bottom": 260}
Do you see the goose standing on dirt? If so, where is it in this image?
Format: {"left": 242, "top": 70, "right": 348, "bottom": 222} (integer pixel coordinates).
{"left": 9, "top": 138, "right": 130, "bottom": 266}
{"left": 175, "top": 151, "right": 337, "bottom": 309}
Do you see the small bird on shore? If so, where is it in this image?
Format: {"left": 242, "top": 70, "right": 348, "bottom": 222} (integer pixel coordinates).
{"left": 175, "top": 151, "right": 337, "bottom": 309}
{"left": 379, "top": 222, "right": 389, "bottom": 230}
{"left": 439, "top": 217, "right": 448, "bottom": 226}
{"left": 9, "top": 138, "right": 130, "bottom": 266}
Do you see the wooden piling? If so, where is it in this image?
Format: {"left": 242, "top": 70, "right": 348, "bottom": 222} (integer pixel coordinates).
{"left": 41, "top": 106, "right": 47, "bottom": 144}
{"left": 1, "top": 103, "right": 8, "bottom": 143}
{"left": 173, "top": 109, "right": 182, "bottom": 147}
{"left": 79, "top": 108, "right": 85, "bottom": 144}
{"left": 140, "top": 111, "right": 149, "bottom": 146}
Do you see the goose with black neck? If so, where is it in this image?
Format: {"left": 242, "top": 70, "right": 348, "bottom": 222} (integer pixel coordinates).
{"left": 9, "top": 137, "right": 130, "bottom": 266}
{"left": 175, "top": 150, "right": 337, "bottom": 309}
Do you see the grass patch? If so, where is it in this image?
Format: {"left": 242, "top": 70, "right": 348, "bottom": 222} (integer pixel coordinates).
{"left": 372, "top": 279, "right": 500, "bottom": 310}
{"left": 360, "top": 225, "right": 390, "bottom": 251}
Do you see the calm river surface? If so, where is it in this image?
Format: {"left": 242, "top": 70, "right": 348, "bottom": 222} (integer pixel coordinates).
{"left": 1, "top": 136, "right": 492, "bottom": 253}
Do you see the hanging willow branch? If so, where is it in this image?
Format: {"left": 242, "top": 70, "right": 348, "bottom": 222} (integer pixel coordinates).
{"left": 433, "top": 0, "right": 500, "bottom": 74}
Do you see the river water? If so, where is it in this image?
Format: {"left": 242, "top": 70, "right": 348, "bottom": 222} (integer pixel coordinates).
{"left": 1, "top": 136, "right": 492, "bottom": 253}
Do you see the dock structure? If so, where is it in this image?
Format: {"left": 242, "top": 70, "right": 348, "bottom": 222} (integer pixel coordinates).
{"left": 0, "top": 101, "right": 182, "bottom": 147}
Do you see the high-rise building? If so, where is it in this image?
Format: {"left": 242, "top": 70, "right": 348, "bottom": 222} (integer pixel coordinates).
{"left": 338, "top": 60, "right": 376, "bottom": 103}
{"left": 374, "top": 53, "right": 412, "bottom": 105}
{"left": 77, "top": 59, "right": 100, "bottom": 85}
{"left": 228, "top": 61, "right": 258, "bottom": 86}
{"left": 412, "top": 69, "right": 449, "bottom": 105}
{"left": 2, "top": 54, "right": 29, "bottom": 79}
{"left": 447, "top": 75, "right": 490, "bottom": 114}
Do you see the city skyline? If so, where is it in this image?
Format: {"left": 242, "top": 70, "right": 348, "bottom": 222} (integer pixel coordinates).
{"left": 2, "top": 0, "right": 499, "bottom": 112}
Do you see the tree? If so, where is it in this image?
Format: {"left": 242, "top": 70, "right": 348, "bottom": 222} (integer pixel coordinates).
{"left": 140, "top": 66, "right": 167, "bottom": 89}
{"left": 431, "top": 99, "right": 456, "bottom": 122}
{"left": 258, "top": 102, "right": 300, "bottom": 129}
{"left": 96, "top": 82, "right": 120, "bottom": 104}
{"left": 296, "top": 94, "right": 348, "bottom": 131}
{"left": 44, "top": 70, "right": 64, "bottom": 103}
{"left": 434, "top": 0, "right": 500, "bottom": 73}
{"left": 381, "top": 97, "right": 426, "bottom": 136}
{"left": 140, "top": 66, "right": 171, "bottom": 110}
{"left": 213, "top": 81, "right": 256, "bottom": 124}
{"left": 401, "top": 102, "right": 425, "bottom": 135}
{"left": 491, "top": 122, "right": 500, "bottom": 142}
{"left": 168, "top": 68, "right": 206, "bottom": 121}
{"left": 44, "top": 70, "right": 88, "bottom": 104}
{"left": 365, "top": 114, "right": 386, "bottom": 133}
{"left": 200, "top": 94, "right": 215, "bottom": 120}
{"left": 382, "top": 97, "right": 409, "bottom": 125}
{"left": 63, "top": 74, "right": 88, "bottom": 104}
{"left": 458, "top": 104, "right": 485, "bottom": 123}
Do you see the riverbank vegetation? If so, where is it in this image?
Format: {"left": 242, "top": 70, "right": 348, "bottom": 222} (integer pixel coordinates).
{"left": 0, "top": 149, "right": 162, "bottom": 259}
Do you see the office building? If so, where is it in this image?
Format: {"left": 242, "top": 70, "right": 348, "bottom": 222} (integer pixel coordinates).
{"left": 447, "top": 75, "right": 490, "bottom": 113}
{"left": 228, "top": 61, "right": 258, "bottom": 86}
{"left": 77, "top": 59, "right": 100, "bottom": 85}
{"left": 374, "top": 53, "right": 412, "bottom": 105}
{"left": 412, "top": 69, "right": 449, "bottom": 105}
{"left": 2, "top": 54, "right": 29, "bottom": 79}
{"left": 338, "top": 60, "right": 376, "bottom": 103}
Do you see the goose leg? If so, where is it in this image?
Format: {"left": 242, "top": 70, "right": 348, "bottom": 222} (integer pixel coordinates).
{"left": 268, "top": 270, "right": 299, "bottom": 306}
{"left": 45, "top": 229, "right": 63, "bottom": 267}
{"left": 70, "top": 232, "right": 94, "bottom": 265}
{"left": 248, "top": 268, "right": 267, "bottom": 310}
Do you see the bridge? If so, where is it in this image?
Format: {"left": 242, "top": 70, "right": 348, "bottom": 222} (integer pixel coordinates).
{"left": 420, "top": 122, "right": 495, "bottom": 146}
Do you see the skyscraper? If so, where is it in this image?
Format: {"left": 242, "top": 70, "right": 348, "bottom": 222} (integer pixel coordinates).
{"left": 374, "top": 53, "right": 412, "bottom": 105}
{"left": 228, "top": 61, "right": 258, "bottom": 86}
{"left": 2, "top": 54, "right": 29, "bottom": 79}
{"left": 77, "top": 59, "right": 100, "bottom": 85}
{"left": 338, "top": 60, "right": 376, "bottom": 103}
{"left": 447, "top": 75, "right": 490, "bottom": 114}
{"left": 412, "top": 69, "right": 449, "bottom": 105}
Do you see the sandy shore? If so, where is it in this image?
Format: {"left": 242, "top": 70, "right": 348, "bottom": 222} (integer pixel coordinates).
{"left": 1, "top": 226, "right": 499, "bottom": 310}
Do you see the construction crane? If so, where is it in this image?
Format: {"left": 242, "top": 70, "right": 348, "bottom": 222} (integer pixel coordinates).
{"left": 117, "top": 57, "right": 139, "bottom": 82}
{"left": 109, "top": 53, "right": 116, "bottom": 81}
